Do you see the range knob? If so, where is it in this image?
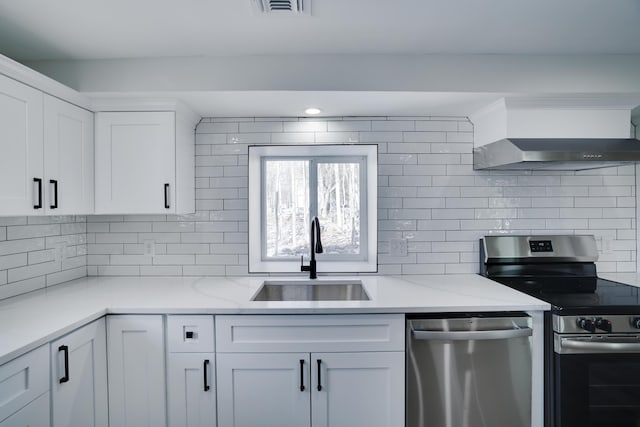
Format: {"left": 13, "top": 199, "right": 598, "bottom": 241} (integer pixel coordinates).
{"left": 577, "top": 318, "right": 596, "bottom": 333}
{"left": 631, "top": 318, "right": 640, "bottom": 329}
{"left": 595, "top": 318, "right": 612, "bottom": 333}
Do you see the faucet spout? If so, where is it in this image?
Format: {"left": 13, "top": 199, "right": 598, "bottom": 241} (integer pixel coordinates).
{"left": 301, "top": 217, "right": 323, "bottom": 279}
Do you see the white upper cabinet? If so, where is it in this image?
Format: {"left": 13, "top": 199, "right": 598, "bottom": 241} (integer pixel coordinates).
{"left": 95, "top": 110, "right": 195, "bottom": 214}
{"left": 44, "top": 94, "right": 94, "bottom": 215}
{"left": 0, "top": 74, "right": 44, "bottom": 215}
{"left": 0, "top": 73, "right": 94, "bottom": 216}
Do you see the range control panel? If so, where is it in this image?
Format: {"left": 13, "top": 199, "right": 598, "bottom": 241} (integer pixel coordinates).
{"left": 554, "top": 314, "right": 640, "bottom": 334}
{"left": 529, "top": 240, "right": 553, "bottom": 253}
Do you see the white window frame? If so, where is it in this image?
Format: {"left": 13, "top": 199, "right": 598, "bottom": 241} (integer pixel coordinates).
{"left": 248, "top": 144, "right": 377, "bottom": 274}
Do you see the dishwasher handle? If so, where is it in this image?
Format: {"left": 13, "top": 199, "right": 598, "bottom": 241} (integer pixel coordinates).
{"left": 412, "top": 327, "right": 532, "bottom": 341}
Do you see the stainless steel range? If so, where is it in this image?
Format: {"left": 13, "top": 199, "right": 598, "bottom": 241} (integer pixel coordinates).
{"left": 480, "top": 235, "right": 640, "bottom": 427}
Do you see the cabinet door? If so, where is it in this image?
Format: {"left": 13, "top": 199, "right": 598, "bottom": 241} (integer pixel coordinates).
{"left": 216, "top": 353, "right": 310, "bottom": 427}
{"left": 167, "top": 353, "right": 216, "bottom": 427}
{"left": 0, "top": 74, "right": 43, "bottom": 215}
{"left": 311, "top": 352, "right": 404, "bottom": 427}
{"left": 107, "top": 315, "right": 166, "bottom": 427}
{"left": 43, "top": 94, "right": 94, "bottom": 214}
{"left": 95, "top": 111, "right": 175, "bottom": 214}
{"left": 0, "top": 392, "right": 49, "bottom": 427}
{"left": 51, "top": 318, "right": 108, "bottom": 427}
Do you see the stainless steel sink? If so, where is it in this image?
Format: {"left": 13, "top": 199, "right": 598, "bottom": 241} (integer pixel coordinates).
{"left": 251, "top": 280, "right": 370, "bottom": 301}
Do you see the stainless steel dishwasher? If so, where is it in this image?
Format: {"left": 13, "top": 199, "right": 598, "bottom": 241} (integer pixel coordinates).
{"left": 406, "top": 314, "right": 532, "bottom": 427}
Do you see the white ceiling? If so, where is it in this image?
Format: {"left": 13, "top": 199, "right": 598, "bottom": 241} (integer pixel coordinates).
{"left": 1, "top": 0, "right": 640, "bottom": 60}
{"left": 1, "top": 0, "right": 639, "bottom": 117}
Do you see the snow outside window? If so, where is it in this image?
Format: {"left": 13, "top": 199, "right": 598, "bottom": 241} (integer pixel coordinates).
{"left": 248, "top": 145, "right": 377, "bottom": 274}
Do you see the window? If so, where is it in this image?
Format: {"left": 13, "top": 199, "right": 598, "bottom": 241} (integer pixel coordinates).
{"left": 249, "top": 144, "right": 377, "bottom": 274}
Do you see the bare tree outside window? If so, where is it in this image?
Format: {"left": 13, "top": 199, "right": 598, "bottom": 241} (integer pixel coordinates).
{"left": 249, "top": 144, "right": 376, "bottom": 274}
{"left": 317, "top": 162, "right": 360, "bottom": 255}
{"left": 264, "top": 159, "right": 361, "bottom": 259}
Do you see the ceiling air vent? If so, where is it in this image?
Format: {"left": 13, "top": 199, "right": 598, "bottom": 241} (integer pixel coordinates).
{"left": 252, "top": 0, "right": 311, "bottom": 15}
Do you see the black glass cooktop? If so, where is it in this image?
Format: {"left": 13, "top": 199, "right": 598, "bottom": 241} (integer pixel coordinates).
{"left": 491, "top": 276, "right": 640, "bottom": 315}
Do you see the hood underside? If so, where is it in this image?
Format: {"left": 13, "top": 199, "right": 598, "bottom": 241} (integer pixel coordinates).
{"left": 473, "top": 138, "right": 640, "bottom": 170}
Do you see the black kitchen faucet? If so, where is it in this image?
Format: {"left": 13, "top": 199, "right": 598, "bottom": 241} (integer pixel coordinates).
{"left": 300, "top": 216, "right": 323, "bottom": 279}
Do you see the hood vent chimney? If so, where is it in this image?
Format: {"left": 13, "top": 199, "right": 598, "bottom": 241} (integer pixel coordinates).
{"left": 252, "top": 0, "right": 311, "bottom": 15}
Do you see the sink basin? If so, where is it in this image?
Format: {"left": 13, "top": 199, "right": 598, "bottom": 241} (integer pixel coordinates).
{"left": 251, "top": 280, "right": 370, "bottom": 301}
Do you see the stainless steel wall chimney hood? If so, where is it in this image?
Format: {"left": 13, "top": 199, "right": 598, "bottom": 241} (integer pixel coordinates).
{"left": 470, "top": 97, "right": 639, "bottom": 171}
{"left": 473, "top": 138, "right": 640, "bottom": 170}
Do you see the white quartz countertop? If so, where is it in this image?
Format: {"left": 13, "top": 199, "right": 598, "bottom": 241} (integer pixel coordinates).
{"left": 0, "top": 274, "right": 548, "bottom": 365}
{"left": 600, "top": 273, "right": 640, "bottom": 287}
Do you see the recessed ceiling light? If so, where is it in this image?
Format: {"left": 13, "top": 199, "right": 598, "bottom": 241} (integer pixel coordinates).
{"left": 304, "top": 107, "right": 322, "bottom": 115}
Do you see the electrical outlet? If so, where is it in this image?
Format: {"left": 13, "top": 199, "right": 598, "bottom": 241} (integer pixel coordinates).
{"left": 143, "top": 240, "right": 156, "bottom": 256}
{"left": 390, "top": 239, "right": 408, "bottom": 257}
{"left": 602, "top": 237, "right": 614, "bottom": 254}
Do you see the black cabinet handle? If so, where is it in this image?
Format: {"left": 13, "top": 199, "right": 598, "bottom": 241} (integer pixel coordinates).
{"left": 164, "top": 183, "right": 170, "bottom": 209}
{"left": 203, "top": 359, "right": 210, "bottom": 391}
{"left": 59, "top": 345, "right": 69, "bottom": 383}
{"left": 33, "top": 178, "right": 42, "bottom": 209}
{"left": 299, "top": 359, "right": 306, "bottom": 392}
{"left": 49, "top": 179, "right": 58, "bottom": 209}
{"left": 317, "top": 359, "right": 322, "bottom": 391}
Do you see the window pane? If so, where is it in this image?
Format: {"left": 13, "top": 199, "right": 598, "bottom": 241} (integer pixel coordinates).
{"left": 264, "top": 160, "right": 310, "bottom": 258}
{"left": 317, "top": 162, "right": 360, "bottom": 255}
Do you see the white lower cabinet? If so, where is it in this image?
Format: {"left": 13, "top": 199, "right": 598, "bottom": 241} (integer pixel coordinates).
{"left": 107, "top": 315, "right": 166, "bottom": 427}
{"left": 0, "top": 345, "right": 49, "bottom": 425}
{"left": 51, "top": 318, "right": 108, "bottom": 427}
{"left": 167, "top": 353, "right": 216, "bottom": 427}
{"left": 217, "top": 352, "right": 311, "bottom": 427}
{"left": 311, "top": 352, "right": 404, "bottom": 427}
{"left": 0, "top": 392, "right": 49, "bottom": 427}
{"left": 215, "top": 314, "right": 405, "bottom": 427}
{"left": 166, "top": 315, "right": 216, "bottom": 427}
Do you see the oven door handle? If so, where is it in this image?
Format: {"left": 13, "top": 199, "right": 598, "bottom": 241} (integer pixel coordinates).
{"left": 557, "top": 337, "right": 640, "bottom": 354}
{"left": 412, "top": 327, "right": 532, "bottom": 341}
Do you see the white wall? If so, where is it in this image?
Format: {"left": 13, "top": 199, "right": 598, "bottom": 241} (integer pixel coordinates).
{"left": 26, "top": 54, "right": 640, "bottom": 94}
{"left": 85, "top": 116, "right": 636, "bottom": 277}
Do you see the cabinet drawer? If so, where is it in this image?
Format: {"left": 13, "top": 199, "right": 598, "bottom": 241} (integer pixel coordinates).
{"left": 216, "top": 314, "right": 404, "bottom": 353}
{"left": 167, "top": 315, "right": 215, "bottom": 353}
{"left": 0, "top": 345, "right": 49, "bottom": 422}
{"left": 0, "top": 391, "right": 49, "bottom": 427}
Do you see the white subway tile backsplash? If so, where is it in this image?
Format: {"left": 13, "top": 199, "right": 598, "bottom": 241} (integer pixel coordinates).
{"left": 270, "top": 132, "right": 315, "bottom": 143}
{"left": 0, "top": 253, "right": 27, "bottom": 270}
{"left": 575, "top": 197, "right": 617, "bottom": 208}
{"left": 8, "top": 260, "right": 60, "bottom": 283}
{"left": 110, "top": 255, "right": 152, "bottom": 265}
{"left": 328, "top": 121, "right": 371, "bottom": 132}
{"left": 239, "top": 121, "right": 283, "bottom": 133}
{"left": 7, "top": 224, "right": 61, "bottom": 240}
{"left": 416, "top": 120, "right": 459, "bottom": 132}
{"left": 27, "top": 249, "right": 55, "bottom": 265}
{"left": 166, "top": 243, "right": 209, "bottom": 254}
{"left": 0, "top": 238, "right": 45, "bottom": 256}
{"left": 0, "top": 217, "right": 28, "bottom": 226}
{"left": 78, "top": 116, "right": 637, "bottom": 279}
{"left": 140, "top": 266, "right": 183, "bottom": 276}
{"left": 153, "top": 255, "right": 196, "bottom": 265}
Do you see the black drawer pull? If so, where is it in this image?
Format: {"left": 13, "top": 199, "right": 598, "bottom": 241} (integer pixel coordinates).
{"left": 59, "top": 345, "right": 69, "bottom": 383}
{"left": 203, "top": 359, "right": 210, "bottom": 391}
{"left": 317, "top": 359, "right": 322, "bottom": 391}
{"left": 33, "top": 178, "right": 42, "bottom": 209}
{"left": 299, "top": 359, "right": 305, "bottom": 392}
{"left": 50, "top": 179, "right": 58, "bottom": 209}
{"left": 164, "top": 183, "right": 170, "bottom": 209}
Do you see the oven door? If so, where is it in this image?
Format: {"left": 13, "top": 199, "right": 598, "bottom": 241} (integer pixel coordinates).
{"left": 554, "top": 334, "right": 640, "bottom": 427}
